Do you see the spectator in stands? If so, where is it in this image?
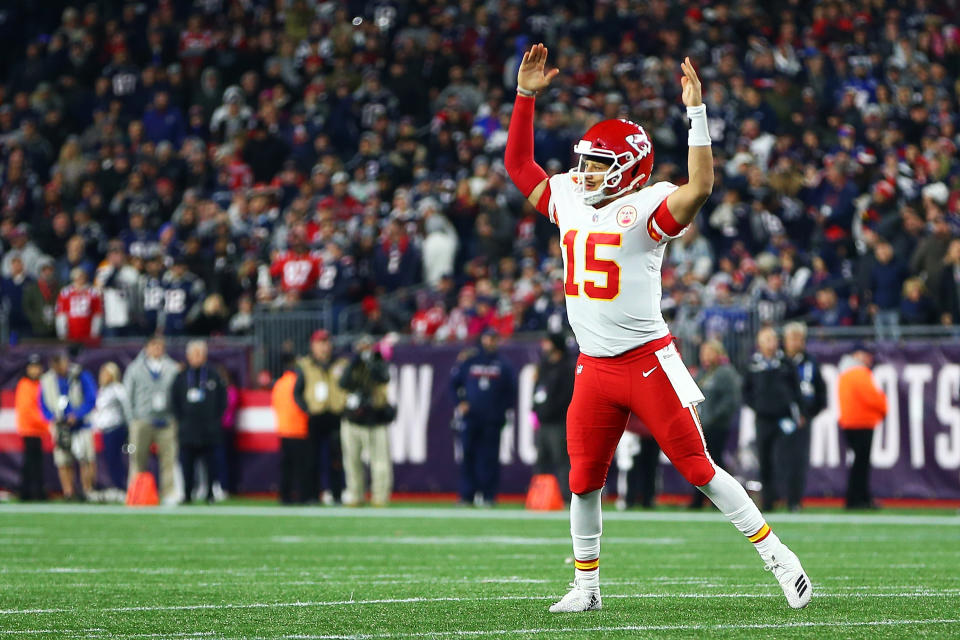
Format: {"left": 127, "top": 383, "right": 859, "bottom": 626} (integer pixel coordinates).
{"left": 782, "top": 322, "right": 827, "bottom": 512}
{"left": 532, "top": 332, "right": 575, "bottom": 501}
{"left": 867, "top": 241, "right": 906, "bottom": 341}
{"left": 274, "top": 355, "right": 310, "bottom": 504}
{"left": 837, "top": 344, "right": 887, "bottom": 509}
{"left": 2, "top": 225, "right": 42, "bottom": 278}
{"left": 38, "top": 350, "right": 97, "bottom": 501}
{"left": 124, "top": 335, "right": 180, "bottom": 505}
{"left": 95, "top": 240, "right": 139, "bottom": 337}
{"left": 743, "top": 327, "right": 802, "bottom": 511}
{"left": 1, "top": 253, "right": 32, "bottom": 341}
{"left": 294, "top": 329, "right": 348, "bottom": 505}
{"left": 900, "top": 278, "right": 937, "bottom": 326}
{"left": 160, "top": 257, "right": 205, "bottom": 336}
{"left": 22, "top": 257, "right": 58, "bottom": 338}
{"left": 92, "top": 362, "right": 131, "bottom": 501}
{"left": 373, "top": 219, "right": 422, "bottom": 293}
{"left": 270, "top": 227, "right": 321, "bottom": 296}
{"left": 142, "top": 91, "right": 185, "bottom": 145}
{"left": 339, "top": 336, "right": 395, "bottom": 507}
{"left": 56, "top": 236, "right": 94, "bottom": 285}
{"left": 15, "top": 354, "right": 47, "bottom": 501}
{"left": 689, "top": 340, "right": 741, "bottom": 509}
{"left": 807, "top": 286, "right": 854, "bottom": 328}
{"left": 55, "top": 267, "right": 102, "bottom": 344}
{"left": 911, "top": 211, "right": 955, "bottom": 299}
{"left": 421, "top": 198, "right": 459, "bottom": 286}
{"left": 171, "top": 339, "right": 227, "bottom": 504}
{"left": 938, "top": 239, "right": 960, "bottom": 325}
{"left": 188, "top": 294, "right": 231, "bottom": 336}
{"left": 450, "top": 328, "right": 516, "bottom": 507}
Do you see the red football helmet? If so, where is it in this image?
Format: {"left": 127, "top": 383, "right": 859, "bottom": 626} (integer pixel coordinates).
{"left": 572, "top": 118, "right": 655, "bottom": 205}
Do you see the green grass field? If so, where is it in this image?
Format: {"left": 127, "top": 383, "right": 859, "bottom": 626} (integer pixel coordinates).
{"left": 1, "top": 503, "right": 959, "bottom": 639}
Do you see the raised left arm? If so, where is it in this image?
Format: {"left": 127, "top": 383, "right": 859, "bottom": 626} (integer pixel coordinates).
{"left": 665, "top": 57, "right": 714, "bottom": 228}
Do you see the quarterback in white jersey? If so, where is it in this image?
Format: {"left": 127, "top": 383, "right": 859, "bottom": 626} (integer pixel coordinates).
{"left": 547, "top": 174, "right": 679, "bottom": 357}
{"left": 504, "top": 43, "right": 811, "bottom": 613}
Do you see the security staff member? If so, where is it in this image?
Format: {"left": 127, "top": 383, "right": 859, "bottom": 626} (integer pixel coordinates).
{"left": 782, "top": 322, "right": 827, "bottom": 512}
{"left": 838, "top": 343, "right": 887, "bottom": 509}
{"left": 532, "top": 332, "right": 575, "bottom": 500}
{"left": 273, "top": 355, "right": 310, "bottom": 504}
{"left": 743, "top": 327, "right": 802, "bottom": 511}
{"left": 16, "top": 354, "right": 48, "bottom": 501}
{"left": 294, "top": 329, "right": 348, "bottom": 504}
{"left": 450, "top": 327, "right": 517, "bottom": 507}
{"left": 170, "top": 340, "right": 227, "bottom": 504}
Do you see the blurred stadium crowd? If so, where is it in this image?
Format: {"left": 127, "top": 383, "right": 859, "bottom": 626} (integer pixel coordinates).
{"left": 1, "top": 0, "right": 959, "bottom": 347}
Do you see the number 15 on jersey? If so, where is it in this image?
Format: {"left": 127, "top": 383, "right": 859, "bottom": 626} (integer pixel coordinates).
{"left": 562, "top": 229, "right": 623, "bottom": 301}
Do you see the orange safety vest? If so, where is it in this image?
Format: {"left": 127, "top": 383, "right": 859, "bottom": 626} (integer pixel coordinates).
{"left": 837, "top": 365, "right": 887, "bottom": 429}
{"left": 272, "top": 371, "right": 309, "bottom": 439}
{"left": 15, "top": 377, "right": 49, "bottom": 438}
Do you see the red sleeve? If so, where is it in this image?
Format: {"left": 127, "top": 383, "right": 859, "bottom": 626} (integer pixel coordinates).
{"left": 535, "top": 182, "right": 553, "bottom": 219}
{"left": 504, "top": 93, "right": 549, "bottom": 211}
{"left": 646, "top": 197, "right": 686, "bottom": 242}
{"left": 269, "top": 255, "right": 285, "bottom": 278}
{"left": 56, "top": 290, "right": 67, "bottom": 314}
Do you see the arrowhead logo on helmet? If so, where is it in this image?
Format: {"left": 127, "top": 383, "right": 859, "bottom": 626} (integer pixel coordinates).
{"left": 571, "top": 119, "right": 655, "bottom": 205}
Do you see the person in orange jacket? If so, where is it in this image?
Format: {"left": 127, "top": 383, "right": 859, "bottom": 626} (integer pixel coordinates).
{"left": 837, "top": 344, "right": 888, "bottom": 509}
{"left": 273, "top": 355, "right": 310, "bottom": 504}
{"left": 15, "top": 354, "right": 48, "bottom": 501}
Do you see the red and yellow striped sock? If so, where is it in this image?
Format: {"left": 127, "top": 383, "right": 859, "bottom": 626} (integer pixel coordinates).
{"left": 747, "top": 522, "right": 780, "bottom": 559}
{"left": 574, "top": 557, "right": 599, "bottom": 572}
{"left": 748, "top": 523, "right": 771, "bottom": 544}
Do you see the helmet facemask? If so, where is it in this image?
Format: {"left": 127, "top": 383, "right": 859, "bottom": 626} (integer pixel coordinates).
{"left": 571, "top": 140, "right": 647, "bottom": 206}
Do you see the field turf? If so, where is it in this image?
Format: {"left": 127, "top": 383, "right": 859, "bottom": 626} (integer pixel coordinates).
{"left": 1, "top": 503, "right": 959, "bottom": 639}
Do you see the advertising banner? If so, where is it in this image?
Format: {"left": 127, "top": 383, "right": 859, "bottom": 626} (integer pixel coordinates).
{"left": 1, "top": 340, "right": 958, "bottom": 500}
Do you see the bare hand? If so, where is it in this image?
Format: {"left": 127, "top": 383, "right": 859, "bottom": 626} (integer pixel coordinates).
{"left": 457, "top": 401, "right": 470, "bottom": 415}
{"left": 517, "top": 43, "right": 559, "bottom": 94}
{"left": 680, "top": 56, "right": 702, "bottom": 107}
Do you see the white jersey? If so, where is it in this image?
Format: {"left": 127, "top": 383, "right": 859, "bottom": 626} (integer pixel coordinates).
{"left": 546, "top": 174, "right": 682, "bottom": 357}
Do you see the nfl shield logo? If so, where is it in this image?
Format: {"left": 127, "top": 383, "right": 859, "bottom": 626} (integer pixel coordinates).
{"left": 592, "top": 212, "right": 599, "bottom": 223}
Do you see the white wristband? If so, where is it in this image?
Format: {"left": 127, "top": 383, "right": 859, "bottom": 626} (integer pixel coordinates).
{"left": 687, "top": 104, "right": 711, "bottom": 147}
{"left": 517, "top": 87, "right": 536, "bottom": 98}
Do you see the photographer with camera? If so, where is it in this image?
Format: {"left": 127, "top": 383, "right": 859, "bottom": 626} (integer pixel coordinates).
{"left": 338, "top": 336, "right": 395, "bottom": 507}
{"left": 38, "top": 350, "right": 98, "bottom": 501}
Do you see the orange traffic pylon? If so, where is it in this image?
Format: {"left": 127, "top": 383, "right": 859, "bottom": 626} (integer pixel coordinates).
{"left": 126, "top": 471, "right": 160, "bottom": 507}
{"left": 525, "top": 473, "right": 565, "bottom": 511}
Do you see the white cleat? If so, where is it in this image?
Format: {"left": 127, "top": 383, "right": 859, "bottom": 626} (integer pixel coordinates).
{"left": 549, "top": 580, "right": 602, "bottom": 613}
{"left": 764, "top": 544, "right": 812, "bottom": 609}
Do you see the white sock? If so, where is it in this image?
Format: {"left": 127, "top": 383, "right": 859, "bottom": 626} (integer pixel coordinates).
{"left": 698, "top": 467, "right": 781, "bottom": 561}
{"left": 570, "top": 488, "right": 602, "bottom": 588}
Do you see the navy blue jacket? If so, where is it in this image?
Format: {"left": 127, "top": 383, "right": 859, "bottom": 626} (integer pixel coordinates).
{"left": 870, "top": 259, "right": 906, "bottom": 310}
{"left": 450, "top": 348, "right": 517, "bottom": 425}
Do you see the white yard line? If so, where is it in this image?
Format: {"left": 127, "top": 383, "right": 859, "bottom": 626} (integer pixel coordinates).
{"left": 3, "top": 590, "right": 960, "bottom": 616}
{"left": 252, "top": 618, "right": 960, "bottom": 639}
{"left": 2, "top": 504, "right": 958, "bottom": 526}
{"left": 268, "top": 535, "right": 685, "bottom": 545}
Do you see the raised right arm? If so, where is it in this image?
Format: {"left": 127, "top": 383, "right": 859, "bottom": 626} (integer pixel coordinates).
{"left": 504, "top": 43, "right": 559, "bottom": 217}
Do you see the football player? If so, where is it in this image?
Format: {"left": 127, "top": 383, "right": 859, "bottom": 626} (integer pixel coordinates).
{"left": 504, "top": 43, "right": 811, "bottom": 612}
